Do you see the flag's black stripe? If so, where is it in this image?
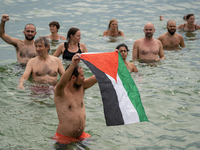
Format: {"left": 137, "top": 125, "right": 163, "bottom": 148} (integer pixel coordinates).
{"left": 82, "top": 59, "right": 124, "bottom": 126}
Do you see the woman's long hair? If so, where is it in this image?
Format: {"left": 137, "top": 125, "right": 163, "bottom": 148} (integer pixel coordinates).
{"left": 65, "top": 27, "right": 80, "bottom": 49}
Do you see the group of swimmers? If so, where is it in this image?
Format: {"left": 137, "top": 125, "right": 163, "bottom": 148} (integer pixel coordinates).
{"left": 0, "top": 13, "right": 199, "bottom": 146}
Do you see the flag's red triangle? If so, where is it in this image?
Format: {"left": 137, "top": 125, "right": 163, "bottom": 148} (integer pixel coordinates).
{"left": 81, "top": 52, "right": 118, "bottom": 82}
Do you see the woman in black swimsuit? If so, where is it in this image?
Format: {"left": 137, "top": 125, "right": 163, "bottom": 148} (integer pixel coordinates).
{"left": 53, "top": 27, "right": 88, "bottom": 60}
{"left": 177, "top": 14, "right": 200, "bottom": 31}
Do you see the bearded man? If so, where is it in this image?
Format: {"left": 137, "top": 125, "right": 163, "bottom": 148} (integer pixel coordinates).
{"left": 158, "top": 20, "right": 185, "bottom": 50}
{"left": 0, "top": 14, "right": 37, "bottom": 65}
{"left": 53, "top": 54, "right": 97, "bottom": 145}
{"left": 132, "top": 22, "right": 165, "bottom": 63}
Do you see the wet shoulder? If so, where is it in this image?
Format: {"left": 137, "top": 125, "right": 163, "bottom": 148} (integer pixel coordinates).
{"left": 158, "top": 33, "right": 165, "bottom": 40}
{"left": 196, "top": 24, "right": 200, "bottom": 29}
{"left": 48, "top": 55, "right": 61, "bottom": 64}
{"left": 134, "top": 38, "right": 143, "bottom": 45}
{"left": 177, "top": 24, "right": 184, "bottom": 29}
{"left": 155, "top": 38, "right": 162, "bottom": 44}
{"left": 103, "top": 30, "right": 109, "bottom": 36}
{"left": 176, "top": 33, "right": 184, "bottom": 39}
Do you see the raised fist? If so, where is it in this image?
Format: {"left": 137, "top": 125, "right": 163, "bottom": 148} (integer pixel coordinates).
{"left": 1, "top": 14, "right": 9, "bottom": 22}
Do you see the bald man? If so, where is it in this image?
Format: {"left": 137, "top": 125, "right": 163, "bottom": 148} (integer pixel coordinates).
{"left": 158, "top": 20, "right": 185, "bottom": 50}
{"left": 132, "top": 23, "right": 165, "bottom": 63}
{"left": 0, "top": 14, "right": 37, "bottom": 65}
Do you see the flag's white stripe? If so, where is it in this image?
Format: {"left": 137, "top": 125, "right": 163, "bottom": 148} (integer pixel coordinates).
{"left": 106, "top": 73, "right": 140, "bottom": 124}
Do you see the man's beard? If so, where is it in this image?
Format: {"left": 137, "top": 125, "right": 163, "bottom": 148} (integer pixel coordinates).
{"left": 168, "top": 29, "right": 176, "bottom": 35}
{"left": 25, "top": 35, "right": 35, "bottom": 41}
{"left": 145, "top": 33, "right": 153, "bottom": 38}
{"left": 73, "top": 83, "right": 82, "bottom": 89}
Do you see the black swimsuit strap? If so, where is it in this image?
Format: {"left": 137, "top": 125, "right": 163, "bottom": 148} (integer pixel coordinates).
{"left": 64, "top": 42, "right": 67, "bottom": 49}
{"left": 183, "top": 23, "right": 185, "bottom": 30}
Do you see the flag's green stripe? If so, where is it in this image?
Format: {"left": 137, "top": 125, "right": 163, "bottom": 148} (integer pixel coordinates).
{"left": 117, "top": 52, "right": 149, "bottom": 122}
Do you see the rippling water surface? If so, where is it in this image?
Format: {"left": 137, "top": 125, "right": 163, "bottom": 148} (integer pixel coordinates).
{"left": 0, "top": 0, "right": 200, "bottom": 149}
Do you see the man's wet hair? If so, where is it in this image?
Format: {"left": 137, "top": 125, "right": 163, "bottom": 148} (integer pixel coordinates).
{"left": 167, "top": 19, "right": 175, "bottom": 26}
{"left": 116, "top": 43, "right": 129, "bottom": 51}
{"left": 186, "top": 14, "right": 194, "bottom": 20}
{"left": 65, "top": 64, "right": 80, "bottom": 80}
{"left": 49, "top": 21, "right": 60, "bottom": 30}
{"left": 34, "top": 36, "right": 50, "bottom": 48}
{"left": 24, "top": 23, "right": 36, "bottom": 31}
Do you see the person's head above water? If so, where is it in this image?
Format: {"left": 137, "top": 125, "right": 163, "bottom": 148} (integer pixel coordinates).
{"left": 143, "top": 22, "right": 155, "bottom": 38}
{"left": 116, "top": 43, "right": 129, "bottom": 60}
{"left": 66, "top": 27, "right": 80, "bottom": 41}
{"left": 185, "top": 14, "right": 195, "bottom": 25}
{"left": 24, "top": 23, "right": 36, "bottom": 31}
{"left": 186, "top": 14, "right": 194, "bottom": 20}
{"left": 34, "top": 36, "right": 50, "bottom": 48}
{"left": 23, "top": 23, "right": 37, "bottom": 41}
{"left": 166, "top": 20, "right": 176, "bottom": 35}
{"left": 108, "top": 19, "right": 118, "bottom": 30}
{"left": 49, "top": 21, "right": 60, "bottom": 31}
{"left": 116, "top": 43, "right": 129, "bottom": 51}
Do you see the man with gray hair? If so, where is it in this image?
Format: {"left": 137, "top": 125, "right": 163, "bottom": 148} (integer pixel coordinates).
{"left": 158, "top": 20, "right": 185, "bottom": 50}
{"left": 17, "top": 36, "right": 65, "bottom": 90}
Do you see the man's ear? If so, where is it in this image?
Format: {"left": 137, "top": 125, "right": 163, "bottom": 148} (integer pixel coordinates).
{"left": 71, "top": 75, "right": 76, "bottom": 81}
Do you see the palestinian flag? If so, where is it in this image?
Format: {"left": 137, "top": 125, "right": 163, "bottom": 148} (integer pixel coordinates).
{"left": 80, "top": 52, "right": 148, "bottom": 126}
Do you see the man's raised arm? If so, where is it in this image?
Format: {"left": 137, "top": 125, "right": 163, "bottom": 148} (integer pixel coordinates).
{"left": 0, "top": 14, "right": 18, "bottom": 46}
{"left": 83, "top": 75, "right": 97, "bottom": 90}
{"left": 54, "top": 54, "right": 81, "bottom": 96}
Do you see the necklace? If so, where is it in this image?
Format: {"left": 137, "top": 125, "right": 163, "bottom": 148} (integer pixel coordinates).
{"left": 69, "top": 43, "right": 73, "bottom": 49}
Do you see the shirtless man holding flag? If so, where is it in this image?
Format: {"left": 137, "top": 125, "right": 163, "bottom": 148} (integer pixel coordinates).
{"left": 53, "top": 53, "right": 97, "bottom": 144}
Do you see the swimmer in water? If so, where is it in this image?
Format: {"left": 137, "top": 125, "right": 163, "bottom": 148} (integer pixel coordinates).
{"left": 115, "top": 43, "right": 138, "bottom": 72}
{"left": 177, "top": 14, "right": 200, "bottom": 31}
{"left": 17, "top": 36, "right": 64, "bottom": 90}
{"left": 53, "top": 27, "right": 88, "bottom": 61}
{"left": 103, "top": 19, "right": 124, "bottom": 37}
{"left": 46, "top": 21, "right": 66, "bottom": 41}
{"left": 0, "top": 14, "right": 37, "bottom": 65}
{"left": 158, "top": 20, "right": 185, "bottom": 50}
{"left": 132, "top": 23, "right": 165, "bottom": 63}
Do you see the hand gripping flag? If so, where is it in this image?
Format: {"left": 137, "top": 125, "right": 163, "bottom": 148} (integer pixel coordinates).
{"left": 80, "top": 52, "right": 148, "bottom": 126}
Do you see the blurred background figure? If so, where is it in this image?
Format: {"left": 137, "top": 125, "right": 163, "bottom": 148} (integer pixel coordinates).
{"left": 103, "top": 19, "right": 124, "bottom": 37}
{"left": 46, "top": 21, "right": 66, "bottom": 41}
